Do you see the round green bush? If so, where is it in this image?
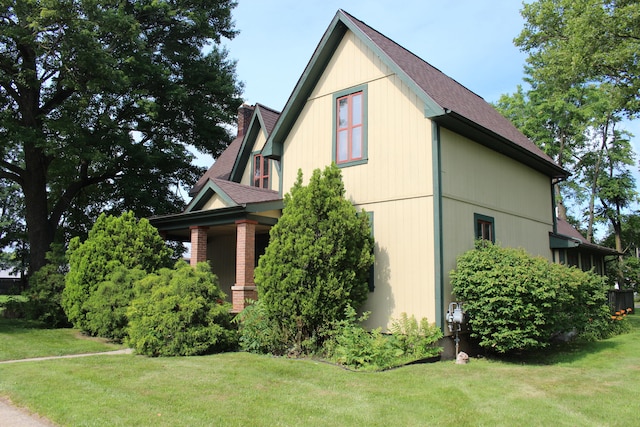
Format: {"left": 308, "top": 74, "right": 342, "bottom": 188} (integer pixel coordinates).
{"left": 451, "top": 241, "right": 610, "bottom": 354}
{"left": 62, "top": 211, "right": 172, "bottom": 334}
{"left": 126, "top": 261, "right": 237, "bottom": 357}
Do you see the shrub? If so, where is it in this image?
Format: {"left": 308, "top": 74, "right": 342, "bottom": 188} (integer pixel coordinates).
{"left": 322, "top": 307, "right": 442, "bottom": 371}
{"left": 232, "top": 300, "right": 286, "bottom": 354}
{"left": 62, "top": 211, "right": 172, "bottom": 334}
{"left": 126, "top": 261, "right": 237, "bottom": 357}
{"left": 22, "top": 244, "right": 70, "bottom": 327}
{"left": 451, "top": 241, "right": 612, "bottom": 354}
{"left": 85, "top": 266, "right": 146, "bottom": 341}
{"left": 254, "top": 164, "right": 374, "bottom": 354}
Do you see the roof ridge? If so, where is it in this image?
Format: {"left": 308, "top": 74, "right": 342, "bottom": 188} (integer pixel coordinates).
{"left": 339, "top": 9, "right": 486, "bottom": 103}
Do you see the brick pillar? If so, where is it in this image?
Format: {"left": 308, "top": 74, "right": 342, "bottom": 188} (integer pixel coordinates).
{"left": 232, "top": 219, "right": 258, "bottom": 312}
{"left": 190, "top": 226, "right": 209, "bottom": 267}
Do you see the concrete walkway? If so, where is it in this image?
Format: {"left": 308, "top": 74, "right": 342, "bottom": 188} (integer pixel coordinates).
{"left": 0, "top": 349, "right": 133, "bottom": 426}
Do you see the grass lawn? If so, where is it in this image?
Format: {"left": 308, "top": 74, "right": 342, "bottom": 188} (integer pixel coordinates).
{"left": 0, "top": 318, "right": 124, "bottom": 361}
{"left": 1, "top": 317, "right": 639, "bottom": 426}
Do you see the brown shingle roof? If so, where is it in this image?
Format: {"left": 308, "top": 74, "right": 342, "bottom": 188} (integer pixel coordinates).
{"left": 341, "top": 10, "right": 558, "bottom": 169}
{"left": 189, "top": 135, "right": 243, "bottom": 196}
{"left": 212, "top": 178, "right": 281, "bottom": 205}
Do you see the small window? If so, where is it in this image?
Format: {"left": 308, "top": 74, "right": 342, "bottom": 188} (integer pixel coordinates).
{"left": 333, "top": 86, "right": 367, "bottom": 166}
{"left": 474, "top": 213, "right": 495, "bottom": 243}
{"left": 253, "top": 154, "right": 269, "bottom": 189}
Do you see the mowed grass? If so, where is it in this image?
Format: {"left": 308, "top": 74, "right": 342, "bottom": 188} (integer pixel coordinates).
{"left": 0, "top": 318, "right": 124, "bottom": 361}
{"left": 1, "top": 317, "right": 639, "bottom": 427}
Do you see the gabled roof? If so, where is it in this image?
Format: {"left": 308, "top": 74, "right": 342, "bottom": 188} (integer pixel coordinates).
{"left": 185, "top": 177, "right": 281, "bottom": 212}
{"left": 263, "top": 9, "right": 567, "bottom": 178}
{"left": 190, "top": 103, "right": 280, "bottom": 199}
{"left": 229, "top": 103, "right": 281, "bottom": 182}
{"left": 189, "top": 136, "right": 243, "bottom": 197}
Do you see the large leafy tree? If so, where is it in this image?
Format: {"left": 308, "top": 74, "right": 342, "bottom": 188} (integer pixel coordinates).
{"left": 0, "top": 1, "right": 243, "bottom": 274}
{"left": 496, "top": 0, "right": 639, "bottom": 247}
{"left": 517, "top": 0, "right": 640, "bottom": 115}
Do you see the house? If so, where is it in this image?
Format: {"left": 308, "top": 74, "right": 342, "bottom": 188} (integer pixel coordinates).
{"left": 151, "top": 10, "right": 604, "bottom": 342}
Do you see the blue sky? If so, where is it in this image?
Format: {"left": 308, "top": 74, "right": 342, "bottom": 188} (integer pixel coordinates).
{"left": 224, "top": 1, "right": 529, "bottom": 110}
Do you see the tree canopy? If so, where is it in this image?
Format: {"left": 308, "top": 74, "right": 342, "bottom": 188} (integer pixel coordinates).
{"left": 0, "top": 0, "right": 243, "bottom": 274}
{"left": 495, "top": 0, "right": 639, "bottom": 249}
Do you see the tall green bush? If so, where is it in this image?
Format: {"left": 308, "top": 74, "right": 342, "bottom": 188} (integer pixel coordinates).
{"left": 62, "top": 211, "right": 172, "bottom": 334}
{"left": 85, "top": 266, "right": 146, "bottom": 341}
{"left": 451, "top": 241, "right": 611, "bottom": 353}
{"left": 252, "top": 164, "right": 374, "bottom": 354}
{"left": 126, "top": 261, "right": 236, "bottom": 357}
{"left": 23, "top": 244, "right": 70, "bottom": 327}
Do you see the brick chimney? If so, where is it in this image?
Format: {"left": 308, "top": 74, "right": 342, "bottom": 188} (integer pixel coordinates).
{"left": 237, "top": 104, "right": 254, "bottom": 138}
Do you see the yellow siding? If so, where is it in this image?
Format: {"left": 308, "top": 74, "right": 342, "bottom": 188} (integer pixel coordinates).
{"left": 439, "top": 128, "right": 554, "bottom": 301}
{"left": 359, "top": 197, "right": 436, "bottom": 329}
{"left": 278, "top": 30, "right": 436, "bottom": 330}
{"left": 203, "top": 193, "right": 234, "bottom": 210}
{"left": 281, "top": 32, "right": 432, "bottom": 205}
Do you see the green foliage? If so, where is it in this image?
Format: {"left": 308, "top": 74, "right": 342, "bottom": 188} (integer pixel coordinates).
{"left": 126, "top": 261, "right": 237, "bottom": 357}
{"left": 389, "top": 313, "right": 443, "bottom": 361}
{"left": 62, "top": 212, "right": 172, "bottom": 334}
{"left": 232, "top": 300, "right": 286, "bottom": 354}
{"left": 451, "top": 241, "right": 612, "bottom": 354}
{"left": 85, "top": 267, "right": 146, "bottom": 342}
{"left": 517, "top": 0, "right": 640, "bottom": 114}
{"left": 322, "top": 307, "right": 442, "bottom": 371}
{"left": 21, "top": 244, "right": 70, "bottom": 328}
{"left": 1, "top": 0, "right": 242, "bottom": 274}
{"left": 253, "top": 164, "right": 374, "bottom": 354}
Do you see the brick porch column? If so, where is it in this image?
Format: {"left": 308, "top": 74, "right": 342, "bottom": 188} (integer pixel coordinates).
{"left": 232, "top": 219, "right": 258, "bottom": 312}
{"left": 190, "top": 226, "right": 209, "bottom": 267}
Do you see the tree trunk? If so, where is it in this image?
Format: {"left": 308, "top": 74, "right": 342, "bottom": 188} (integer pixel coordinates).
{"left": 23, "top": 144, "right": 54, "bottom": 275}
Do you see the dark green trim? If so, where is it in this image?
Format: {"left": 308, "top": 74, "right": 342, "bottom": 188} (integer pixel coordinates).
{"left": 432, "top": 123, "right": 444, "bottom": 329}
{"left": 474, "top": 213, "right": 495, "bottom": 244}
{"left": 230, "top": 108, "right": 270, "bottom": 183}
{"left": 186, "top": 180, "right": 237, "bottom": 212}
{"left": 332, "top": 85, "right": 368, "bottom": 167}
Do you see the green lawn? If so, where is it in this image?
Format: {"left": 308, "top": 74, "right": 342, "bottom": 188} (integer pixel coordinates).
{"left": 1, "top": 317, "right": 638, "bottom": 426}
{"left": 0, "top": 318, "right": 124, "bottom": 361}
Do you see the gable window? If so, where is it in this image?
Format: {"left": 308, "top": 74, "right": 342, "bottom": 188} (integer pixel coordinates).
{"left": 474, "top": 213, "right": 495, "bottom": 243}
{"left": 333, "top": 86, "right": 367, "bottom": 166}
{"left": 253, "top": 154, "right": 269, "bottom": 189}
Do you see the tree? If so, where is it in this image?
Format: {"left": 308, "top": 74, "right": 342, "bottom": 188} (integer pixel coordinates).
{"left": 517, "top": 0, "right": 640, "bottom": 115}
{"left": 253, "top": 164, "right": 374, "bottom": 354}
{"left": 62, "top": 211, "right": 172, "bottom": 334}
{"left": 0, "top": 1, "right": 243, "bottom": 275}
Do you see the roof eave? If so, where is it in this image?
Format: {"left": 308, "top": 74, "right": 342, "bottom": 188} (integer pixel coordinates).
{"left": 434, "top": 110, "right": 569, "bottom": 179}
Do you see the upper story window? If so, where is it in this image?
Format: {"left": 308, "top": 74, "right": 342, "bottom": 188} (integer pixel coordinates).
{"left": 253, "top": 154, "right": 269, "bottom": 189}
{"left": 474, "top": 213, "right": 495, "bottom": 243}
{"left": 333, "top": 86, "right": 367, "bottom": 167}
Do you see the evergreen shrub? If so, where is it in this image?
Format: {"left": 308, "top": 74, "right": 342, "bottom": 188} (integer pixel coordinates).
{"left": 252, "top": 164, "right": 374, "bottom": 355}
{"left": 126, "top": 261, "right": 236, "bottom": 357}
{"left": 62, "top": 211, "right": 172, "bottom": 334}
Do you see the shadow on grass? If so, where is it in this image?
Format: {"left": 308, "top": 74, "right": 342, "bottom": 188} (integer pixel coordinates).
{"left": 0, "top": 317, "right": 49, "bottom": 334}
{"left": 484, "top": 315, "right": 638, "bottom": 366}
